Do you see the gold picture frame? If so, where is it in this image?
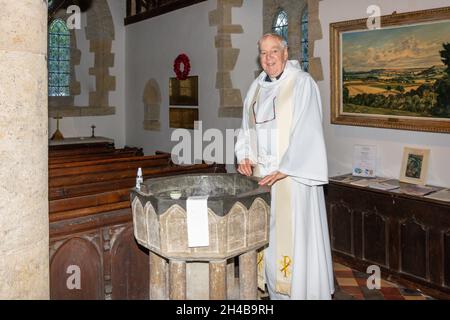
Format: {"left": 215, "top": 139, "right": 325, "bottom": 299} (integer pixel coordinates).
{"left": 330, "top": 6, "right": 450, "bottom": 133}
{"left": 399, "top": 147, "right": 430, "bottom": 185}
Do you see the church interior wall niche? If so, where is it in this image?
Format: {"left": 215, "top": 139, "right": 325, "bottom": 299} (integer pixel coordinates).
{"left": 330, "top": 6, "right": 450, "bottom": 133}
{"left": 143, "top": 79, "right": 162, "bottom": 131}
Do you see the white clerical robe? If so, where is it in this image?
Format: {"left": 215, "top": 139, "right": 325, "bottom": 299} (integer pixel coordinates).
{"left": 235, "top": 60, "right": 335, "bottom": 300}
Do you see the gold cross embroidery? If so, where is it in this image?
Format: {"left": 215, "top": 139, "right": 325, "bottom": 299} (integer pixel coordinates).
{"left": 279, "top": 256, "right": 292, "bottom": 278}
{"left": 257, "top": 251, "right": 264, "bottom": 272}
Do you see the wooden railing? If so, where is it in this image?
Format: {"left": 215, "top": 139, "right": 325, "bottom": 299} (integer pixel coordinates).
{"left": 125, "top": 0, "right": 208, "bottom": 25}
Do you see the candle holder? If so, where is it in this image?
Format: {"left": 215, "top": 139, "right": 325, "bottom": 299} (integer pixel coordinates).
{"left": 50, "top": 115, "right": 64, "bottom": 140}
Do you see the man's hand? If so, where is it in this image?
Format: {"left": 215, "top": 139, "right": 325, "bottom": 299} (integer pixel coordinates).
{"left": 258, "top": 171, "right": 288, "bottom": 186}
{"left": 237, "top": 159, "right": 254, "bottom": 176}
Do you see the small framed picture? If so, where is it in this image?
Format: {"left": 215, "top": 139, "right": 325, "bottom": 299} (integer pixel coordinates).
{"left": 399, "top": 147, "right": 430, "bottom": 185}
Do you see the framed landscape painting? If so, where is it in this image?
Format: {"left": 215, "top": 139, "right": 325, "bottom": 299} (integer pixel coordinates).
{"left": 330, "top": 7, "right": 450, "bottom": 133}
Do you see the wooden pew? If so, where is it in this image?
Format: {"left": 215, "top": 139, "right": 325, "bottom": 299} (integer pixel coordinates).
{"left": 49, "top": 141, "right": 114, "bottom": 157}
{"left": 49, "top": 140, "right": 114, "bottom": 151}
{"left": 49, "top": 154, "right": 171, "bottom": 177}
{"left": 49, "top": 151, "right": 140, "bottom": 165}
{"left": 49, "top": 160, "right": 226, "bottom": 300}
{"left": 49, "top": 151, "right": 169, "bottom": 169}
{"left": 49, "top": 147, "right": 143, "bottom": 165}
{"left": 49, "top": 163, "right": 224, "bottom": 200}
{"left": 49, "top": 163, "right": 226, "bottom": 218}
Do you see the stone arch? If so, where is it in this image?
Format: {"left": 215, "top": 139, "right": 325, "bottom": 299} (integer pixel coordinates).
{"left": 85, "top": 0, "right": 116, "bottom": 111}
{"left": 144, "top": 200, "right": 161, "bottom": 249}
{"left": 247, "top": 197, "right": 270, "bottom": 246}
{"left": 131, "top": 197, "right": 147, "bottom": 246}
{"left": 48, "top": 11, "right": 81, "bottom": 110}
{"left": 49, "top": 0, "right": 116, "bottom": 117}
{"left": 143, "top": 79, "right": 161, "bottom": 131}
{"left": 160, "top": 205, "right": 189, "bottom": 254}
{"left": 226, "top": 201, "right": 248, "bottom": 252}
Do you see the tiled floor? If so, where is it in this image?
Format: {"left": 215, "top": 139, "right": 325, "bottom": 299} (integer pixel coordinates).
{"left": 332, "top": 262, "right": 434, "bottom": 300}
{"left": 259, "top": 262, "right": 435, "bottom": 300}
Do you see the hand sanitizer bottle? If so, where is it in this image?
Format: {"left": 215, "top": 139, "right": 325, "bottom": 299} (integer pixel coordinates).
{"left": 136, "top": 167, "right": 143, "bottom": 190}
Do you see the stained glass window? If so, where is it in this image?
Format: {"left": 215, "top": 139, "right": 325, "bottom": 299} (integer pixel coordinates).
{"left": 272, "top": 10, "right": 288, "bottom": 44}
{"left": 48, "top": 19, "right": 70, "bottom": 97}
{"left": 301, "top": 7, "right": 309, "bottom": 72}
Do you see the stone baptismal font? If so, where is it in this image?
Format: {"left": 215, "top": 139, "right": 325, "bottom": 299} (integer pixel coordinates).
{"left": 130, "top": 173, "right": 271, "bottom": 300}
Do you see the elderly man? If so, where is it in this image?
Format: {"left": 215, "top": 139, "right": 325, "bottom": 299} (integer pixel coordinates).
{"left": 235, "top": 33, "right": 334, "bottom": 300}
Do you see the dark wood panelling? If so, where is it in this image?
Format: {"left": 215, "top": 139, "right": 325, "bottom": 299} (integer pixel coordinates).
{"left": 326, "top": 180, "right": 450, "bottom": 299}
{"left": 50, "top": 210, "right": 149, "bottom": 300}
{"left": 445, "top": 232, "right": 450, "bottom": 287}
{"left": 50, "top": 237, "right": 103, "bottom": 300}
{"left": 363, "top": 211, "right": 387, "bottom": 266}
{"left": 330, "top": 203, "right": 352, "bottom": 254}
{"left": 400, "top": 219, "right": 427, "bottom": 279}
{"left": 111, "top": 226, "right": 150, "bottom": 300}
{"left": 48, "top": 150, "right": 226, "bottom": 299}
{"left": 125, "top": 0, "right": 208, "bottom": 25}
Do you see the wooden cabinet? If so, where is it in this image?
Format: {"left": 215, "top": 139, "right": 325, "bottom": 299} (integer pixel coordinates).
{"left": 49, "top": 209, "right": 149, "bottom": 300}
{"left": 325, "top": 178, "right": 450, "bottom": 299}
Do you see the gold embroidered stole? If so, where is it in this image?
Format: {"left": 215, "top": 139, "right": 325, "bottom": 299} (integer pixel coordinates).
{"left": 248, "top": 74, "right": 296, "bottom": 295}
{"left": 248, "top": 86, "right": 265, "bottom": 291}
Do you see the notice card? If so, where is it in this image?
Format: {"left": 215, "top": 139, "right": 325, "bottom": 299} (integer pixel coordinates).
{"left": 186, "top": 196, "right": 209, "bottom": 247}
{"left": 352, "top": 145, "right": 377, "bottom": 178}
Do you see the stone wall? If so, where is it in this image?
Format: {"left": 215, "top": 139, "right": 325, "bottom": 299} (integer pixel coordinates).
{"left": 262, "top": 0, "right": 323, "bottom": 81}
{"left": 49, "top": 0, "right": 116, "bottom": 117}
{"left": 209, "top": 0, "right": 244, "bottom": 118}
{"left": 0, "top": 0, "right": 49, "bottom": 299}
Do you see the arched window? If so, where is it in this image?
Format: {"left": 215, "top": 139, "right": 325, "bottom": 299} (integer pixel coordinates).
{"left": 272, "top": 10, "right": 288, "bottom": 43}
{"left": 48, "top": 19, "right": 70, "bottom": 96}
{"left": 300, "top": 7, "right": 308, "bottom": 72}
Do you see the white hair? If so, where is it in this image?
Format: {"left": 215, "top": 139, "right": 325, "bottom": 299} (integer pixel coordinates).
{"left": 257, "top": 33, "right": 288, "bottom": 50}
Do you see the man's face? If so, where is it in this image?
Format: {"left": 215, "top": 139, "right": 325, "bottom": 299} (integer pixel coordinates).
{"left": 259, "top": 36, "right": 288, "bottom": 78}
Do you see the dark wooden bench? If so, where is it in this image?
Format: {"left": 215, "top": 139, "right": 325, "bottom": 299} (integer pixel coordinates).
{"left": 49, "top": 142, "right": 114, "bottom": 157}
{"left": 49, "top": 164, "right": 226, "bottom": 222}
{"left": 49, "top": 154, "right": 171, "bottom": 177}
{"left": 49, "top": 147, "right": 143, "bottom": 165}
{"left": 49, "top": 151, "right": 169, "bottom": 169}
{"left": 49, "top": 162, "right": 224, "bottom": 200}
{"left": 49, "top": 156, "right": 226, "bottom": 300}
